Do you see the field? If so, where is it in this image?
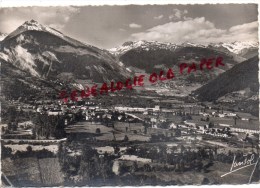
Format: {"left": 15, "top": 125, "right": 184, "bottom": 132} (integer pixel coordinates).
{"left": 134, "top": 161, "right": 259, "bottom": 184}
{"left": 113, "top": 152, "right": 259, "bottom": 185}
{"left": 2, "top": 157, "right": 63, "bottom": 186}
{"left": 66, "top": 121, "right": 150, "bottom": 142}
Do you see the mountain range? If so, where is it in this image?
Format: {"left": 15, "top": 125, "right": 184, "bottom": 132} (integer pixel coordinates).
{"left": 0, "top": 20, "right": 258, "bottom": 105}
{"left": 110, "top": 40, "right": 258, "bottom": 101}
{"left": 110, "top": 40, "right": 258, "bottom": 58}
{"left": 110, "top": 40, "right": 249, "bottom": 91}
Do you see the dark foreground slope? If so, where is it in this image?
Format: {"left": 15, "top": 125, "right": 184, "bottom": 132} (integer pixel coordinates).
{"left": 194, "top": 56, "right": 259, "bottom": 101}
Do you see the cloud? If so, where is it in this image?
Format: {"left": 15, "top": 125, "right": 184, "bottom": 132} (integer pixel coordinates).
{"left": 119, "top": 28, "right": 126, "bottom": 32}
{"left": 229, "top": 21, "right": 258, "bottom": 33}
{"left": 169, "top": 9, "right": 188, "bottom": 20}
{"left": 131, "top": 17, "right": 258, "bottom": 44}
{"left": 0, "top": 7, "right": 79, "bottom": 33}
{"left": 154, "top": 15, "right": 164, "bottom": 20}
{"left": 129, "top": 23, "right": 142, "bottom": 28}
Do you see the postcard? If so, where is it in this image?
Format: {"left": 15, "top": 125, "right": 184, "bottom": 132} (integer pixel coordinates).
{"left": 0, "top": 1, "right": 259, "bottom": 187}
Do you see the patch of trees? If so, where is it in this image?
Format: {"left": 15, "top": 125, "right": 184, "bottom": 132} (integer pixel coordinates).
{"left": 95, "top": 128, "right": 101, "bottom": 134}
{"left": 32, "top": 113, "right": 66, "bottom": 139}
{"left": 2, "top": 105, "right": 31, "bottom": 124}
{"left": 1, "top": 145, "right": 12, "bottom": 158}
{"left": 2, "top": 78, "right": 39, "bottom": 101}
{"left": 123, "top": 144, "right": 252, "bottom": 174}
{"left": 1, "top": 145, "right": 55, "bottom": 159}
{"left": 58, "top": 144, "right": 116, "bottom": 186}
{"left": 151, "top": 134, "right": 169, "bottom": 142}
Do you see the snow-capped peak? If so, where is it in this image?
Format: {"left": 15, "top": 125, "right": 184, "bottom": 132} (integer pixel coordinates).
{"left": 208, "top": 41, "right": 258, "bottom": 55}
{"left": 0, "top": 33, "right": 7, "bottom": 41}
{"left": 181, "top": 42, "right": 206, "bottom": 48}
{"left": 22, "top": 19, "right": 43, "bottom": 30}
{"left": 220, "top": 41, "right": 258, "bottom": 54}
{"left": 5, "top": 19, "right": 65, "bottom": 40}
{"left": 110, "top": 40, "right": 258, "bottom": 56}
{"left": 109, "top": 40, "right": 179, "bottom": 55}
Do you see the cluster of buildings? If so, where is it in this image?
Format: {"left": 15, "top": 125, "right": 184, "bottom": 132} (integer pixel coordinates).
{"left": 114, "top": 105, "right": 160, "bottom": 114}
{"left": 6, "top": 98, "right": 259, "bottom": 142}
{"left": 199, "top": 111, "right": 237, "bottom": 118}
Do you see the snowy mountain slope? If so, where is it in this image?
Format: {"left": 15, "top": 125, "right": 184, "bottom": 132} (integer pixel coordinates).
{"left": 210, "top": 41, "right": 258, "bottom": 55}
{"left": 6, "top": 20, "right": 65, "bottom": 40}
{"left": 208, "top": 41, "right": 258, "bottom": 59}
{"left": 110, "top": 40, "right": 180, "bottom": 56}
{"left": 110, "top": 40, "right": 258, "bottom": 58}
{"left": 5, "top": 20, "right": 87, "bottom": 48}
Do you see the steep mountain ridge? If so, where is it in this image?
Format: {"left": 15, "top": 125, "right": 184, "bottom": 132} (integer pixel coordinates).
{"left": 194, "top": 56, "right": 259, "bottom": 101}
{"left": 0, "top": 20, "right": 130, "bottom": 82}
{"left": 0, "top": 20, "right": 131, "bottom": 100}
{"left": 193, "top": 56, "right": 259, "bottom": 116}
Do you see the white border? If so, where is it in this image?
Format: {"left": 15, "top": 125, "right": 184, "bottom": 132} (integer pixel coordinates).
{"left": 0, "top": 0, "right": 259, "bottom": 7}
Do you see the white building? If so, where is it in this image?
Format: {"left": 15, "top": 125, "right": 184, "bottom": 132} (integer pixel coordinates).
{"left": 114, "top": 105, "right": 160, "bottom": 113}
{"left": 227, "top": 113, "right": 236, "bottom": 117}
{"left": 48, "top": 110, "right": 63, "bottom": 116}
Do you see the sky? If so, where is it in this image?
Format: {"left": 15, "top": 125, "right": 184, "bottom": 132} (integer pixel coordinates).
{"left": 0, "top": 4, "right": 258, "bottom": 49}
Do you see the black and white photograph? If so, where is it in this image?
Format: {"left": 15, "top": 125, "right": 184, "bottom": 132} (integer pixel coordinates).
{"left": 0, "top": 1, "right": 259, "bottom": 187}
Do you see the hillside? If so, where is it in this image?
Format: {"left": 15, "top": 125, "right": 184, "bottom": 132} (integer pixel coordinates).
{"left": 194, "top": 56, "right": 259, "bottom": 102}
